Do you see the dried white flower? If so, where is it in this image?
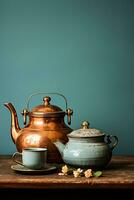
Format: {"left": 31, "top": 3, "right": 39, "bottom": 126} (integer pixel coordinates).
{"left": 61, "top": 165, "right": 69, "bottom": 175}
{"left": 73, "top": 168, "right": 83, "bottom": 178}
{"left": 84, "top": 169, "right": 93, "bottom": 178}
{"left": 58, "top": 172, "right": 65, "bottom": 176}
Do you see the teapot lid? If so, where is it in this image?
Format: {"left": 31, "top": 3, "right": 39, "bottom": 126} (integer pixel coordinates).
{"left": 21, "top": 93, "right": 73, "bottom": 125}
{"left": 31, "top": 96, "right": 63, "bottom": 114}
{"left": 68, "top": 121, "right": 104, "bottom": 138}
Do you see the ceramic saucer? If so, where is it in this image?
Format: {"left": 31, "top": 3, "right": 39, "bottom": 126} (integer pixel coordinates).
{"left": 11, "top": 164, "right": 57, "bottom": 175}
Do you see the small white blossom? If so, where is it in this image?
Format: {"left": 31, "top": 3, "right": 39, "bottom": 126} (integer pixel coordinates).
{"left": 58, "top": 172, "right": 66, "bottom": 176}
{"left": 73, "top": 168, "right": 83, "bottom": 178}
{"left": 84, "top": 169, "right": 93, "bottom": 178}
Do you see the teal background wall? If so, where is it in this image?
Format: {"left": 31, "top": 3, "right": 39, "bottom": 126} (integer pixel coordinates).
{"left": 0, "top": 0, "right": 134, "bottom": 155}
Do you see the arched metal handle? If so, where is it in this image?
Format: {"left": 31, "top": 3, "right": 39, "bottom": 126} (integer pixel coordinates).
{"left": 26, "top": 92, "right": 68, "bottom": 111}
{"left": 105, "top": 135, "right": 118, "bottom": 151}
{"left": 22, "top": 92, "right": 73, "bottom": 125}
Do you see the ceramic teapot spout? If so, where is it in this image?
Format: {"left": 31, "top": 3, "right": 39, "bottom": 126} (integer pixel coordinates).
{"left": 53, "top": 140, "right": 65, "bottom": 157}
{"left": 4, "top": 103, "right": 21, "bottom": 143}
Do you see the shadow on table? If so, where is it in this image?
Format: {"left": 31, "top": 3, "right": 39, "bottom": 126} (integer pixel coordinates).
{"left": 0, "top": 188, "right": 133, "bottom": 200}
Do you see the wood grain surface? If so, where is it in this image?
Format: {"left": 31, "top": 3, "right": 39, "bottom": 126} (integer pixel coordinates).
{"left": 0, "top": 155, "right": 134, "bottom": 189}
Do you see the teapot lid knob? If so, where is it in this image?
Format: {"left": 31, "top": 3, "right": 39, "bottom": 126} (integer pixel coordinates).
{"left": 43, "top": 96, "right": 51, "bottom": 106}
{"left": 81, "top": 121, "right": 90, "bottom": 129}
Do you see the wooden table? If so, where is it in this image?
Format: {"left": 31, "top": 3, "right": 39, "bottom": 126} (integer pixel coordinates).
{"left": 0, "top": 155, "right": 134, "bottom": 199}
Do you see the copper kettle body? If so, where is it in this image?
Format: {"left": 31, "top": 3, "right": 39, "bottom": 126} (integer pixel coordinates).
{"left": 4, "top": 93, "right": 73, "bottom": 163}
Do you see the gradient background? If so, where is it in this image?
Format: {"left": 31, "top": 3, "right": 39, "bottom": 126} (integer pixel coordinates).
{"left": 0, "top": 0, "right": 134, "bottom": 155}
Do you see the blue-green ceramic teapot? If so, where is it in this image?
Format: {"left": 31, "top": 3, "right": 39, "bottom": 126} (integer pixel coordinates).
{"left": 54, "top": 121, "right": 118, "bottom": 169}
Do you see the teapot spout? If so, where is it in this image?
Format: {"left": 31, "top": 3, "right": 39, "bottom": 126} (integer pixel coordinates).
{"left": 53, "top": 140, "right": 65, "bottom": 157}
{"left": 4, "top": 103, "right": 21, "bottom": 143}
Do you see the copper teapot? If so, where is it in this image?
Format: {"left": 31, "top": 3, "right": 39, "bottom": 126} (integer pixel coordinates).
{"left": 4, "top": 93, "right": 73, "bottom": 163}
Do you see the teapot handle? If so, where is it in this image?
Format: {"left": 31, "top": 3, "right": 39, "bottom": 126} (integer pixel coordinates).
{"left": 23, "top": 92, "right": 73, "bottom": 125}
{"left": 26, "top": 92, "right": 68, "bottom": 110}
{"left": 105, "top": 135, "right": 118, "bottom": 151}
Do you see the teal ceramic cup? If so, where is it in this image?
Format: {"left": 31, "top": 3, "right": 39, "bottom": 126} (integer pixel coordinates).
{"left": 12, "top": 148, "right": 47, "bottom": 169}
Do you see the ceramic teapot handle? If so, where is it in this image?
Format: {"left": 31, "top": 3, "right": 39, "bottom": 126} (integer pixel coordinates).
{"left": 105, "top": 135, "right": 118, "bottom": 151}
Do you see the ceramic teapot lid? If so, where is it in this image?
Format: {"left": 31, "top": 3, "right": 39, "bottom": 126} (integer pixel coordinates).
{"left": 68, "top": 121, "right": 104, "bottom": 138}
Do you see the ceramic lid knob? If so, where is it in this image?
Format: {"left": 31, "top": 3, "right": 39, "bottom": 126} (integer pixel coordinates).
{"left": 81, "top": 121, "right": 90, "bottom": 129}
